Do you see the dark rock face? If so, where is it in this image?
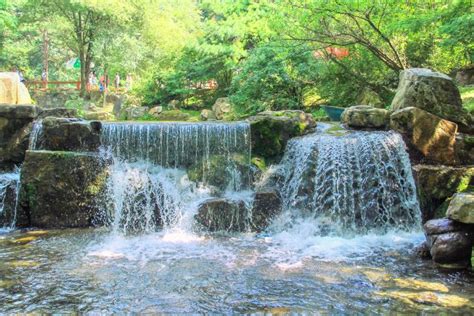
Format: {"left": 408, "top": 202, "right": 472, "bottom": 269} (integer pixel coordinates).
{"left": 341, "top": 105, "right": 390, "bottom": 129}
{"left": 391, "top": 68, "right": 473, "bottom": 133}
{"left": 413, "top": 165, "right": 474, "bottom": 222}
{"left": 18, "top": 150, "right": 109, "bottom": 228}
{"left": 248, "top": 110, "right": 316, "bottom": 161}
{"left": 37, "top": 107, "right": 78, "bottom": 119}
{"left": 40, "top": 117, "right": 101, "bottom": 151}
{"left": 390, "top": 107, "right": 458, "bottom": 165}
{"left": 455, "top": 65, "right": 474, "bottom": 85}
{"left": 0, "top": 105, "right": 39, "bottom": 167}
{"left": 195, "top": 191, "right": 282, "bottom": 232}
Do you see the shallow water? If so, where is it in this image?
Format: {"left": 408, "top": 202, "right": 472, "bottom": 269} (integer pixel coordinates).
{"left": 1, "top": 228, "right": 473, "bottom": 314}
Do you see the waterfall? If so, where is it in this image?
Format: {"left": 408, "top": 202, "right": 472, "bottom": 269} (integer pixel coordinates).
{"left": 268, "top": 129, "right": 420, "bottom": 235}
{"left": 100, "top": 122, "right": 252, "bottom": 234}
{"left": 0, "top": 169, "right": 20, "bottom": 230}
{"left": 28, "top": 119, "right": 43, "bottom": 150}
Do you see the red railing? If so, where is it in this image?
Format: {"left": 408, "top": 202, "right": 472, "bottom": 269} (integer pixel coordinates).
{"left": 26, "top": 80, "right": 81, "bottom": 90}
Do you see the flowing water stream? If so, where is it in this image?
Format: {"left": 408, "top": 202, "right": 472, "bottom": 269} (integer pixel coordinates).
{"left": 0, "top": 122, "right": 472, "bottom": 313}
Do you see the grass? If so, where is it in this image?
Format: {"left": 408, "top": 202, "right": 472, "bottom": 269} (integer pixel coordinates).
{"left": 460, "top": 85, "right": 474, "bottom": 114}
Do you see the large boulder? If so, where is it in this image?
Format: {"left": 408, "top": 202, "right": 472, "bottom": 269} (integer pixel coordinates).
{"left": 390, "top": 107, "right": 457, "bottom": 164}
{"left": 18, "top": 150, "right": 109, "bottom": 228}
{"left": 424, "top": 218, "right": 473, "bottom": 269}
{"left": 341, "top": 105, "right": 390, "bottom": 129}
{"left": 248, "top": 110, "right": 316, "bottom": 161}
{"left": 39, "top": 117, "right": 101, "bottom": 151}
{"left": 212, "top": 97, "right": 232, "bottom": 120}
{"left": 0, "top": 105, "right": 39, "bottom": 166}
{"left": 391, "top": 68, "right": 473, "bottom": 133}
{"left": 0, "top": 72, "right": 32, "bottom": 104}
{"left": 446, "top": 192, "right": 474, "bottom": 224}
{"left": 413, "top": 164, "right": 474, "bottom": 222}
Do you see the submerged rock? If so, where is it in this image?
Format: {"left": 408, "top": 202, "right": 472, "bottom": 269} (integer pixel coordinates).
{"left": 413, "top": 164, "right": 474, "bottom": 222}
{"left": 391, "top": 68, "right": 473, "bottom": 133}
{"left": 390, "top": 107, "right": 458, "bottom": 165}
{"left": 0, "top": 104, "right": 39, "bottom": 166}
{"left": 18, "top": 150, "right": 109, "bottom": 228}
{"left": 40, "top": 117, "right": 101, "bottom": 151}
{"left": 446, "top": 192, "right": 474, "bottom": 224}
{"left": 248, "top": 110, "right": 316, "bottom": 161}
{"left": 341, "top": 105, "right": 390, "bottom": 129}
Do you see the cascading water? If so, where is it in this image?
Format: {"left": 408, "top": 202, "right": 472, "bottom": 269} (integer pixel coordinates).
{"left": 100, "top": 122, "right": 252, "bottom": 234}
{"left": 0, "top": 169, "right": 20, "bottom": 230}
{"left": 267, "top": 127, "right": 420, "bottom": 236}
{"left": 28, "top": 119, "right": 43, "bottom": 150}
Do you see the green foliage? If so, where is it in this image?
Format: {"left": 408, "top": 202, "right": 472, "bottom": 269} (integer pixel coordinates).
{"left": 1, "top": 0, "right": 473, "bottom": 112}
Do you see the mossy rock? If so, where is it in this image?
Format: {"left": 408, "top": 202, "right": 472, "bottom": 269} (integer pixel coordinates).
{"left": 248, "top": 110, "right": 316, "bottom": 161}
{"left": 413, "top": 164, "right": 474, "bottom": 223}
{"left": 18, "top": 150, "right": 110, "bottom": 228}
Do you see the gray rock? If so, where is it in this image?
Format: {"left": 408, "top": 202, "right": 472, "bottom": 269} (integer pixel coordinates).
{"left": 391, "top": 68, "right": 473, "bottom": 133}
{"left": 446, "top": 192, "right": 474, "bottom": 224}
{"left": 341, "top": 105, "right": 390, "bottom": 129}
{"left": 454, "top": 133, "right": 474, "bottom": 165}
{"left": 212, "top": 97, "right": 232, "bottom": 120}
{"left": 125, "top": 106, "right": 148, "bottom": 120}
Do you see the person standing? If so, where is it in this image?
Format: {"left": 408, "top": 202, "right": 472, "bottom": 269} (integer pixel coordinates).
{"left": 114, "top": 73, "right": 120, "bottom": 92}
{"left": 41, "top": 68, "right": 48, "bottom": 89}
{"left": 125, "top": 73, "right": 133, "bottom": 91}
